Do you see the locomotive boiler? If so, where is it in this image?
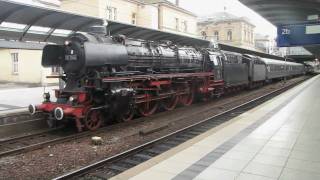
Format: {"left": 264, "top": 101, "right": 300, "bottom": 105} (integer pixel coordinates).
{"left": 29, "top": 32, "right": 222, "bottom": 131}
{"left": 29, "top": 31, "right": 305, "bottom": 132}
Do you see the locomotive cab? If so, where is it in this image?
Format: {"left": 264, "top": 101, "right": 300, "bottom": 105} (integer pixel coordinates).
{"left": 207, "top": 51, "right": 223, "bottom": 81}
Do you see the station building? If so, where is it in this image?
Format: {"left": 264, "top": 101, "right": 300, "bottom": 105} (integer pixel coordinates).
{"left": 198, "top": 12, "right": 256, "bottom": 50}
{"left": 59, "top": 0, "right": 198, "bottom": 37}
{"left": 0, "top": 0, "right": 197, "bottom": 85}
{"left": 0, "top": 41, "right": 58, "bottom": 85}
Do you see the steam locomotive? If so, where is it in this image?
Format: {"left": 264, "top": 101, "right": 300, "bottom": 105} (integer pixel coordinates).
{"left": 28, "top": 31, "right": 305, "bottom": 132}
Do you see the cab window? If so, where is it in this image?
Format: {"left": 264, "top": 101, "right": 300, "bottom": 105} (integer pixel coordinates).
{"left": 210, "top": 55, "right": 219, "bottom": 66}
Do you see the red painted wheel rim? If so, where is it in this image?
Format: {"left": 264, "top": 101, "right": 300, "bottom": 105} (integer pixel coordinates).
{"left": 162, "top": 95, "right": 179, "bottom": 111}
{"left": 138, "top": 95, "right": 158, "bottom": 117}
{"left": 121, "top": 108, "right": 135, "bottom": 122}
{"left": 85, "top": 110, "right": 102, "bottom": 131}
{"left": 180, "top": 89, "right": 194, "bottom": 106}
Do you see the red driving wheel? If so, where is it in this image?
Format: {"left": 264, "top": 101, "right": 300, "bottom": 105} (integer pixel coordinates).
{"left": 179, "top": 87, "right": 194, "bottom": 106}
{"left": 162, "top": 94, "right": 179, "bottom": 111}
{"left": 120, "top": 107, "right": 135, "bottom": 122}
{"left": 84, "top": 108, "right": 103, "bottom": 131}
{"left": 138, "top": 94, "right": 158, "bottom": 117}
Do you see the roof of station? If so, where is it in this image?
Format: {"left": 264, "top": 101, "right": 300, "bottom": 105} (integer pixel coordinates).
{"left": 0, "top": 0, "right": 208, "bottom": 46}
{"left": 0, "top": 0, "right": 283, "bottom": 60}
{"left": 239, "top": 0, "right": 320, "bottom": 25}
{"left": 239, "top": 0, "right": 320, "bottom": 58}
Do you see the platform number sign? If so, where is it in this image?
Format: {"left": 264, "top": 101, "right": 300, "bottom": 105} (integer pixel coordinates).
{"left": 277, "top": 22, "right": 320, "bottom": 47}
{"left": 281, "top": 28, "right": 291, "bottom": 35}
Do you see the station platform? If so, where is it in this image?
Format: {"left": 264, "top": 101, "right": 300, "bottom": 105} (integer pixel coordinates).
{"left": 0, "top": 86, "right": 56, "bottom": 112}
{"left": 111, "top": 75, "right": 320, "bottom": 180}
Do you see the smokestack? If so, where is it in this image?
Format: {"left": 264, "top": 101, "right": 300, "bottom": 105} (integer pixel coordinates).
{"left": 176, "top": 0, "right": 179, "bottom": 6}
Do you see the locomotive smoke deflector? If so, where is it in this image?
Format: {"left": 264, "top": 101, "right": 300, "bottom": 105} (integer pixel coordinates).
{"left": 42, "top": 45, "right": 65, "bottom": 67}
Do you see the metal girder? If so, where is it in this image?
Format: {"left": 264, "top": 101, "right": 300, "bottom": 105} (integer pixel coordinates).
{"left": 219, "top": 43, "right": 284, "bottom": 60}
{"left": 152, "top": 34, "right": 175, "bottom": 41}
{"left": 0, "top": 5, "right": 26, "bottom": 24}
{"left": 138, "top": 31, "right": 162, "bottom": 40}
{"left": 19, "top": 11, "right": 55, "bottom": 41}
{"left": 242, "top": 0, "right": 320, "bottom": 9}
{"left": 0, "top": 40, "right": 45, "bottom": 49}
{"left": 126, "top": 29, "right": 151, "bottom": 39}
{"left": 108, "top": 25, "right": 129, "bottom": 34}
{"left": 72, "top": 19, "right": 103, "bottom": 32}
{"left": 43, "top": 15, "right": 78, "bottom": 42}
{"left": 260, "top": 10, "right": 314, "bottom": 19}
{"left": 113, "top": 27, "right": 141, "bottom": 36}
{"left": 266, "top": 16, "right": 306, "bottom": 22}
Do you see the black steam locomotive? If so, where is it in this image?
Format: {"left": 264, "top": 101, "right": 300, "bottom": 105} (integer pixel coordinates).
{"left": 29, "top": 31, "right": 304, "bottom": 132}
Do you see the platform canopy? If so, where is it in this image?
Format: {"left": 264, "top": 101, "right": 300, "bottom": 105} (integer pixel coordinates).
{"left": 0, "top": 0, "right": 210, "bottom": 47}
{"left": 0, "top": 0, "right": 285, "bottom": 60}
{"left": 239, "top": 0, "right": 320, "bottom": 58}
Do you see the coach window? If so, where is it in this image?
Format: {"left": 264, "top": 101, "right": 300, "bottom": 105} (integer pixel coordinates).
{"left": 175, "top": 18, "right": 179, "bottom": 30}
{"left": 132, "top": 13, "right": 137, "bottom": 25}
{"left": 214, "top": 31, "right": 219, "bottom": 41}
{"left": 106, "top": 6, "right": 117, "bottom": 20}
{"left": 182, "top": 20, "right": 188, "bottom": 32}
{"left": 51, "top": 67, "right": 59, "bottom": 75}
{"left": 11, "top": 53, "right": 19, "bottom": 74}
{"left": 227, "top": 30, "right": 232, "bottom": 41}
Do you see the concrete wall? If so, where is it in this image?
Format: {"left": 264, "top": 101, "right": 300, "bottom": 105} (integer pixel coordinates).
{"left": 137, "top": 4, "right": 158, "bottom": 29}
{"left": 0, "top": 49, "right": 58, "bottom": 85}
{"left": 60, "top": 0, "right": 195, "bottom": 34}
{"left": 159, "top": 4, "right": 197, "bottom": 37}
{"left": 103, "top": 0, "right": 138, "bottom": 23}
{"left": 60, "top": 0, "right": 100, "bottom": 17}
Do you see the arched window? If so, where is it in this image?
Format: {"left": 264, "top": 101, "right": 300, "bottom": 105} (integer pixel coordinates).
{"left": 214, "top": 31, "right": 219, "bottom": 41}
{"left": 201, "top": 31, "right": 207, "bottom": 39}
{"left": 227, "top": 30, "right": 232, "bottom": 41}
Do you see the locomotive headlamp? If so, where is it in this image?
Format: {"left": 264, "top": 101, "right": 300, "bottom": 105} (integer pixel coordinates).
{"left": 69, "top": 95, "right": 78, "bottom": 102}
{"left": 54, "top": 107, "right": 64, "bottom": 121}
{"left": 64, "top": 41, "right": 70, "bottom": 46}
{"left": 43, "top": 93, "right": 50, "bottom": 102}
{"left": 28, "top": 104, "right": 36, "bottom": 115}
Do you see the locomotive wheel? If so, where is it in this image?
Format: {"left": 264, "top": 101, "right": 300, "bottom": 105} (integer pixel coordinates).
{"left": 84, "top": 109, "right": 103, "bottom": 131}
{"left": 120, "top": 108, "right": 135, "bottom": 122}
{"left": 201, "top": 94, "right": 210, "bottom": 102}
{"left": 179, "top": 89, "right": 194, "bottom": 106}
{"left": 138, "top": 99, "right": 158, "bottom": 117}
{"left": 162, "top": 95, "right": 179, "bottom": 111}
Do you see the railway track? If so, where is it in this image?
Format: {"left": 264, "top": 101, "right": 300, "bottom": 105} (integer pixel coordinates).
{"left": 0, "top": 111, "right": 44, "bottom": 125}
{"left": 0, "top": 122, "right": 124, "bottom": 158}
{"left": 0, "top": 127, "right": 73, "bottom": 158}
{"left": 53, "top": 78, "right": 305, "bottom": 180}
{"left": 0, "top": 114, "right": 48, "bottom": 139}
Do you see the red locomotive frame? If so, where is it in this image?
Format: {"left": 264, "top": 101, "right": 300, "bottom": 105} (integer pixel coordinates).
{"left": 33, "top": 72, "right": 224, "bottom": 132}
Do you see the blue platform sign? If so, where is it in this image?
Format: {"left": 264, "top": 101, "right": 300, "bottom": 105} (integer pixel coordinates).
{"left": 277, "top": 22, "right": 320, "bottom": 47}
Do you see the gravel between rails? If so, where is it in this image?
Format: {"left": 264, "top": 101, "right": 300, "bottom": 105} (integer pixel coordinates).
{"left": 0, "top": 76, "right": 308, "bottom": 179}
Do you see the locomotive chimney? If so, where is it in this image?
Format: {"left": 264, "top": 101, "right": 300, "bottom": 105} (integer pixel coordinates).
{"left": 175, "top": 0, "right": 179, "bottom": 6}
